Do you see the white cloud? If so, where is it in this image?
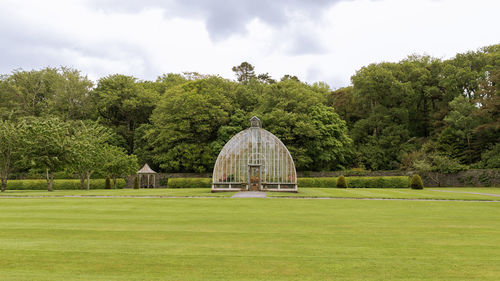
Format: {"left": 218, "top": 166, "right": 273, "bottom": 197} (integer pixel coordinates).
{"left": 0, "top": 0, "right": 498, "bottom": 88}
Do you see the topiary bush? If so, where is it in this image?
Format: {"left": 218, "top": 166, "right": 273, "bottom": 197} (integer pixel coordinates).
{"left": 105, "top": 176, "right": 112, "bottom": 189}
{"left": 134, "top": 176, "right": 140, "bottom": 189}
{"left": 336, "top": 175, "right": 347, "bottom": 188}
{"left": 410, "top": 174, "right": 424, "bottom": 189}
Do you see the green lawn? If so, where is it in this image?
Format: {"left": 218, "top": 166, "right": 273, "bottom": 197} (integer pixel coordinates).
{"left": 2, "top": 187, "right": 499, "bottom": 201}
{"left": 268, "top": 187, "right": 500, "bottom": 201}
{"left": 0, "top": 188, "right": 236, "bottom": 197}
{"left": 0, "top": 197, "right": 499, "bottom": 280}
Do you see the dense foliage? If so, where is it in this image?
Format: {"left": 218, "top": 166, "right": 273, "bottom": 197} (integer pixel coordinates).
{"left": 1, "top": 44, "right": 498, "bottom": 177}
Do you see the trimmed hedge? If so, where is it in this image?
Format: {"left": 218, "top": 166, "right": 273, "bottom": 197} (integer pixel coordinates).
{"left": 167, "top": 178, "right": 212, "bottom": 188}
{"left": 297, "top": 177, "right": 337, "bottom": 188}
{"left": 347, "top": 176, "right": 409, "bottom": 188}
{"left": 298, "top": 176, "right": 409, "bottom": 188}
{"left": 5, "top": 179, "right": 126, "bottom": 190}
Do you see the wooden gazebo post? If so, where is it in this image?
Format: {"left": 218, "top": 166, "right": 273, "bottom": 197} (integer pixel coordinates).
{"left": 137, "top": 164, "right": 157, "bottom": 188}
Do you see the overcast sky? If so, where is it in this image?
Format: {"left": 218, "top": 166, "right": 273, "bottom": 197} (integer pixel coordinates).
{"left": 1, "top": 0, "right": 499, "bottom": 88}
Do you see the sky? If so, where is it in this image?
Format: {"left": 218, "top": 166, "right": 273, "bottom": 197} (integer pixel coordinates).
{"left": 0, "top": 0, "right": 499, "bottom": 88}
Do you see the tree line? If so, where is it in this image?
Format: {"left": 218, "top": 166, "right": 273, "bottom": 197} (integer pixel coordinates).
{"left": 0, "top": 118, "right": 138, "bottom": 191}
{"left": 0, "top": 44, "right": 498, "bottom": 184}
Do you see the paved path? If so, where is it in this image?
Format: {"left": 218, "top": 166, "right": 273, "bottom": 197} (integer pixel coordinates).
{"left": 232, "top": 191, "right": 267, "bottom": 198}
{"left": 430, "top": 189, "right": 500, "bottom": 197}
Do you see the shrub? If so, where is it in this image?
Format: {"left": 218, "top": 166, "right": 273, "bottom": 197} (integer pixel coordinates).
{"left": 347, "top": 176, "right": 409, "bottom": 188}
{"left": 134, "top": 176, "right": 140, "bottom": 189}
{"left": 105, "top": 176, "right": 112, "bottom": 189}
{"left": 336, "top": 175, "right": 347, "bottom": 188}
{"left": 410, "top": 174, "right": 424, "bottom": 189}
{"left": 167, "top": 178, "right": 211, "bottom": 188}
{"left": 5, "top": 179, "right": 126, "bottom": 190}
{"left": 298, "top": 177, "right": 336, "bottom": 188}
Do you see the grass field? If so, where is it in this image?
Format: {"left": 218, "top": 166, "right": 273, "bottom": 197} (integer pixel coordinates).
{"left": 269, "top": 187, "right": 500, "bottom": 200}
{"left": 0, "top": 188, "right": 236, "bottom": 197}
{"left": 1, "top": 187, "right": 499, "bottom": 201}
{"left": 0, "top": 197, "right": 499, "bottom": 280}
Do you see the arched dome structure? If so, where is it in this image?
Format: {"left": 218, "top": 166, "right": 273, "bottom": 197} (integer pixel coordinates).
{"left": 212, "top": 116, "right": 297, "bottom": 192}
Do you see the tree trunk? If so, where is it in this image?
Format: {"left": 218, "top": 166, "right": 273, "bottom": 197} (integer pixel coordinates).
{"left": 86, "top": 171, "right": 92, "bottom": 191}
{"left": 46, "top": 168, "right": 54, "bottom": 192}
{"left": 466, "top": 134, "right": 472, "bottom": 164}
{"left": 1, "top": 177, "right": 6, "bottom": 192}
{"left": 113, "top": 178, "right": 117, "bottom": 189}
{"left": 79, "top": 175, "right": 85, "bottom": 190}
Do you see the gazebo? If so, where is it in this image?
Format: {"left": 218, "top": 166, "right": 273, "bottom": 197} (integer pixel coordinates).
{"left": 137, "top": 164, "right": 157, "bottom": 188}
{"left": 212, "top": 116, "right": 297, "bottom": 192}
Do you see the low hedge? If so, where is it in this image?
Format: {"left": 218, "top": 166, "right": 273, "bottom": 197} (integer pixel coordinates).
{"left": 5, "top": 179, "right": 126, "bottom": 190}
{"left": 167, "top": 178, "right": 212, "bottom": 188}
{"left": 298, "top": 177, "right": 337, "bottom": 188}
{"left": 298, "top": 176, "right": 409, "bottom": 188}
{"left": 347, "top": 176, "right": 409, "bottom": 188}
{"left": 166, "top": 176, "right": 409, "bottom": 188}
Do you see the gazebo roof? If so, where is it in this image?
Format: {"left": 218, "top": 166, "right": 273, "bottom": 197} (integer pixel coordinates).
{"left": 137, "top": 164, "right": 157, "bottom": 174}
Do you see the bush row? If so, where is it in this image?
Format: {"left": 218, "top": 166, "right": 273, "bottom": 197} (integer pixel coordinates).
{"left": 6, "top": 176, "right": 411, "bottom": 189}
{"left": 167, "top": 176, "right": 410, "bottom": 188}
{"left": 6, "top": 179, "right": 126, "bottom": 190}
{"left": 298, "top": 176, "right": 410, "bottom": 188}
{"left": 167, "top": 178, "right": 212, "bottom": 188}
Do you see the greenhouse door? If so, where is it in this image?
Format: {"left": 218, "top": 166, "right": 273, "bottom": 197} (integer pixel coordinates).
{"left": 248, "top": 165, "right": 261, "bottom": 191}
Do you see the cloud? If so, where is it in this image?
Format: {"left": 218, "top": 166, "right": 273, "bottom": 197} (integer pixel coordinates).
{"left": 0, "top": 0, "right": 499, "bottom": 89}
{"left": 88, "top": 0, "right": 345, "bottom": 40}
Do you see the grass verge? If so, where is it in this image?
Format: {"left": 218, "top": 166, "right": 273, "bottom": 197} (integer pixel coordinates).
{"left": 0, "top": 198, "right": 498, "bottom": 280}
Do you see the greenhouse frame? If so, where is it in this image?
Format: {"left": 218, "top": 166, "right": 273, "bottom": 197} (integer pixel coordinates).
{"left": 212, "top": 116, "right": 297, "bottom": 192}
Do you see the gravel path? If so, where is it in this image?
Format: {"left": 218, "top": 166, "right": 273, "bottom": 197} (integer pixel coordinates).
{"left": 1, "top": 194, "right": 500, "bottom": 202}
{"left": 232, "top": 191, "right": 267, "bottom": 198}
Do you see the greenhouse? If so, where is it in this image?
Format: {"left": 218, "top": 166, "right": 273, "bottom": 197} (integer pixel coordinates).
{"left": 212, "top": 116, "right": 297, "bottom": 192}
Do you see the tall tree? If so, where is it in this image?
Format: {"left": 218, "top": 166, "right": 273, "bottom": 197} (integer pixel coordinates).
{"left": 70, "top": 121, "right": 114, "bottom": 190}
{"left": 20, "top": 117, "right": 74, "bottom": 191}
{"left": 148, "top": 76, "right": 236, "bottom": 172}
{"left": 102, "top": 145, "right": 138, "bottom": 189}
{"left": 232, "top": 62, "right": 256, "bottom": 84}
{"left": 91, "top": 74, "right": 159, "bottom": 153}
{"left": 0, "top": 120, "right": 22, "bottom": 192}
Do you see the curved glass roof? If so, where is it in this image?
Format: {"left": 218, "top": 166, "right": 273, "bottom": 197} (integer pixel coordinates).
{"left": 212, "top": 117, "right": 297, "bottom": 186}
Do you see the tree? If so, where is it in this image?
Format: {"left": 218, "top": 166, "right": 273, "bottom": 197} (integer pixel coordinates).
{"left": 0, "top": 76, "right": 23, "bottom": 119}
{"left": 232, "top": 62, "right": 256, "bottom": 84}
{"left": 90, "top": 74, "right": 159, "bottom": 153}
{"left": 478, "top": 143, "right": 500, "bottom": 168}
{"left": 19, "top": 117, "right": 74, "bottom": 191}
{"left": 102, "top": 145, "right": 139, "bottom": 189}
{"left": 148, "top": 76, "right": 235, "bottom": 172}
{"left": 349, "top": 62, "right": 414, "bottom": 170}
{"left": 70, "top": 121, "right": 114, "bottom": 190}
{"left": 7, "top": 67, "right": 94, "bottom": 120}
{"left": 0, "top": 120, "right": 22, "bottom": 192}
{"left": 259, "top": 79, "right": 352, "bottom": 170}
{"left": 413, "top": 153, "right": 467, "bottom": 186}
{"left": 443, "top": 95, "right": 480, "bottom": 164}
{"left": 47, "top": 67, "right": 94, "bottom": 121}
